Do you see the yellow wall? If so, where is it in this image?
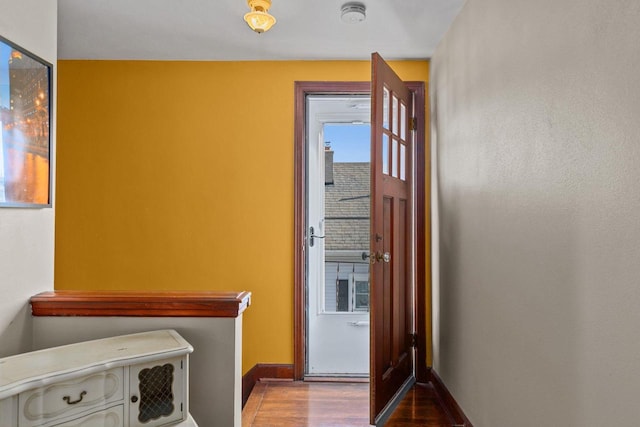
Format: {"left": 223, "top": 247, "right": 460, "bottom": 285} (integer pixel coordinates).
{"left": 55, "top": 60, "right": 430, "bottom": 374}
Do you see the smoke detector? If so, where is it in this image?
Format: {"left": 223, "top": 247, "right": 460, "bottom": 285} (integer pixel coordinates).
{"left": 341, "top": 2, "right": 366, "bottom": 24}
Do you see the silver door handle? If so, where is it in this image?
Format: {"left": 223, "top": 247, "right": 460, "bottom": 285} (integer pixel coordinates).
{"left": 309, "top": 226, "right": 325, "bottom": 247}
{"left": 348, "top": 321, "right": 370, "bottom": 326}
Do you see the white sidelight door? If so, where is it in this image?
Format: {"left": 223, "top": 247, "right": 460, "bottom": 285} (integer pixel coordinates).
{"left": 306, "top": 95, "right": 371, "bottom": 376}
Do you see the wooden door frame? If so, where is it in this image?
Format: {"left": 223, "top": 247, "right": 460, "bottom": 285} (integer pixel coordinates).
{"left": 293, "top": 81, "right": 428, "bottom": 382}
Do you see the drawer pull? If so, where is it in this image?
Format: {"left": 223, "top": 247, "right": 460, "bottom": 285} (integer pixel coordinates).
{"left": 63, "top": 390, "right": 87, "bottom": 405}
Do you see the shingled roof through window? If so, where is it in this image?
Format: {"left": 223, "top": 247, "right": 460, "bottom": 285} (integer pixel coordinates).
{"left": 324, "top": 161, "right": 370, "bottom": 251}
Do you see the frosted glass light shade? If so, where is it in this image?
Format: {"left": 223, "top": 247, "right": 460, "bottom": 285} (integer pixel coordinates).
{"left": 244, "top": 11, "right": 276, "bottom": 33}
{"left": 244, "top": 0, "right": 276, "bottom": 33}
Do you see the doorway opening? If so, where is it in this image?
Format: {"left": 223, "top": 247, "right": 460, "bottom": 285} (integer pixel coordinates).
{"left": 306, "top": 95, "right": 371, "bottom": 377}
{"left": 293, "top": 75, "right": 428, "bottom": 425}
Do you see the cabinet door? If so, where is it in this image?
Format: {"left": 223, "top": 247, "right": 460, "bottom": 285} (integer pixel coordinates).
{"left": 128, "top": 357, "right": 186, "bottom": 427}
{"left": 0, "top": 396, "right": 17, "bottom": 426}
{"left": 51, "top": 404, "right": 124, "bottom": 427}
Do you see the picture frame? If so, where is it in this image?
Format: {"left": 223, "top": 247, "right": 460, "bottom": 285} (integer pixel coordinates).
{"left": 0, "top": 35, "right": 52, "bottom": 208}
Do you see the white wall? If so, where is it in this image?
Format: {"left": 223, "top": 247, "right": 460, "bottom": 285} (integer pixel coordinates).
{"left": 430, "top": 0, "right": 640, "bottom": 425}
{"left": 0, "top": 0, "right": 56, "bottom": 356}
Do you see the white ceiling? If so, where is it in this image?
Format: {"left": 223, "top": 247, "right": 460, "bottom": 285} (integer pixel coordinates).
{"left": 57, "top": 0, "right": 465, "bottom": 61}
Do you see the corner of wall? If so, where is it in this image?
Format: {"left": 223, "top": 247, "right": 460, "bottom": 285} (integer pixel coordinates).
{"left": 0, "top": 0, "right": 57, "bottom": 355}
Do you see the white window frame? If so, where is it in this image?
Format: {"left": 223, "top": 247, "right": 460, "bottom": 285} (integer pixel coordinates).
{"left": 350, "top": 273, "right": 369, "bottom": 312}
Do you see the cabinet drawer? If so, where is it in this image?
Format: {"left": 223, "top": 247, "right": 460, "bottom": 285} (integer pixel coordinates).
{"left": 51, "top": 404, "right": 124, "bottom": 427}
{"left": 19, "top": 367, "right": 124, "bottom": 427}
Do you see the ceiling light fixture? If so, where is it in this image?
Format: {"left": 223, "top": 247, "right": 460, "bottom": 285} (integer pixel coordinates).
{"left": 244, "top": 0, "right": 277, "bottom": 34}
{"left": 341, "top": 2, "right": 366, "bottom": 24}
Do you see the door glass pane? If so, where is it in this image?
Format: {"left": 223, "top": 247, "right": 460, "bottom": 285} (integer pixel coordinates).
{"left": 323, "top": 262, "right": 338, "bottom": 312}
{"left": 307, "top": 96, "right": 371, "bottom": 376}
{"left": 355, "top": 294, "right": 369, "bottom": 310}
{"left": 356, "top": 281, "right": 367, "bottom": 293}
{"left": 336, "top": 279, "right": 349, "bottom": 312}
{"left": 322, "top": 122, "right": 372, "bottom": 313}
{"left": 382, "top": 134, "right": 389, "bottom": 175}
{"left": 391, "top": 137, "right": 398, "bottom": 178}
{"left": 392, "top": 95, "right": 399, "bottom": 136}
{"left": 353, "top": 276, "right": 369, "bottom": 311}
{"left": 383, "top": 87, "right": 390, "bottom": 130}
{"left": 400, "top": 103, "right": 407, "bottom": 140}
{"left": 400, "top": 143, "right": 406, "bottom": 181}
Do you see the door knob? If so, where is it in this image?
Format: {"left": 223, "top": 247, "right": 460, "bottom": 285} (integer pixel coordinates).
{"left": 375, "top": 252, "right": 391, "bottom": 263}
{"left": 363, "top": 251, "right": 391, "bottom": 264}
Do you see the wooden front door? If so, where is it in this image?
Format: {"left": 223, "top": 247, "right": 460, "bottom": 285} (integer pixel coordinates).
{"left": 370, "top": 53, "right": 415, "bottom": 424}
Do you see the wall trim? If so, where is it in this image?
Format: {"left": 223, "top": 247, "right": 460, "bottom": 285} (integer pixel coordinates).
{"left": 428, "top": 368, "right": 474, "bottom": 427}
{"left": 242, "top": 363, "right": 294, "bottom": 408}
{"left": 30, "top": 290, "right": 251, "bottom": 317}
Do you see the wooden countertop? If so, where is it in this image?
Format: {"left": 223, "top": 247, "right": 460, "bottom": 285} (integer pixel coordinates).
{"left": 30, "top": 290, "right": 251, "bottom": 318}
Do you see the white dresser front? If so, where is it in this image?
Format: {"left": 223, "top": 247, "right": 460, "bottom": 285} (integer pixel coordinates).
{"left": 19, "top": 367, "right": 124, "bottom": 427}
{"left": 50, "top": 404, "right": 124, "bottom": 427}
{"left": 0, "top": 330, "right": 196, "bottom": 427}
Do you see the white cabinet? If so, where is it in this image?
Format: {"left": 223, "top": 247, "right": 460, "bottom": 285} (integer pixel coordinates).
{"left": 0, "top": 330, "right": 197, "bottom": 427}
{"left": 128, "top": 357, "right": 186, "bottom": 427}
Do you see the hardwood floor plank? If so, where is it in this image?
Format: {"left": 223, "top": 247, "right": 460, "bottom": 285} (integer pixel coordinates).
{"left": 386, "top": 383, "right": 452, "bottom": 426}
{"left": 242, "top": 382, "right": 267, "bottom": 426}
{"left": 243, "top": 381, "right": 454, "bottom": 427}
{"left": 251, "top": 382, "right": 370, "bottom": 426}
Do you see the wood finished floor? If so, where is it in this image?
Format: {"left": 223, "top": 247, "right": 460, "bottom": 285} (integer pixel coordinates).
{"left": 242, "top": 381, "right": 453, "bottom": 427}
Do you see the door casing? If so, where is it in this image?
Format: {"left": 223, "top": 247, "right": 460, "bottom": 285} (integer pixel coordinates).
{"left": 293, "top": 81, "right": 429, "bottom": 383}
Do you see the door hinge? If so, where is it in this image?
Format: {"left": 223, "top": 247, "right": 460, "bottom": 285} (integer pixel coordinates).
{"left": 409, "top": 117, "right": 417, "bottom": 131}
{"left": 410, "top": 333, "right": 418, "bottom": 348}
